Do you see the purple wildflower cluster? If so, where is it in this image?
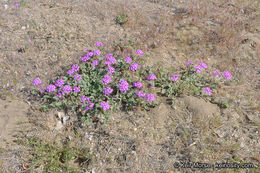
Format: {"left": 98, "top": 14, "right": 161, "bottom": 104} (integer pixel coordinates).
{"left": 107, "top": 66, "right": 115, "bottom": 74}
{"left": 33, "top": 78, "right": 42, "bottom": 86}
{"left": 102, "top": 75, "right": 112, "bottom": 85}
{"left": 119, "top": 79, "right": 129, "bottom": 93}
{"left": 73, "top": 86, "right": 81, "bottom": 93}
{"left": 100, "top": 101, "right": 110, "bottom": 111}
{"left": 145, "top": 93, "right": 155, "bottom": 102}
{"left": 105, "top": 54, "right": 116, "bottom": 65}
{"left": 133, "top": 82, "right": 143, "bottom": 89}
{"left": 95, "top": 42, "right": 103, "bottom": 47}
{"left": 170, "top": 74, "right": 178, "bottom": 82}
{"left": 136, "top": 91, "right": 145, "bottom": 98}
{"left": 125, "top": 56, "right": 133, "bottom": 64}
{"left": 93, "top": 50, "right": 101, "bottom": 56}
{"left": 46, "top": 84, "right": 56, "bottom": 93}
{"left": 104, "top": 87, "right": 113, "bottom": 96}
{"left": 92, "top": 60, "right": 99, "bottom": 67}
{"left": 147, "top": 74, "right": 157, "bottom": 81}
{"left": 223, "top": 71, "right": 232, "bottom": 80}
{"left": 62, "top": 85, "right": 72, "bottom": 94}
{"left": 74, "top": 74, "right": 82, "bottom": 82}
{"left": 136, "top": 49, "right": 144, "bottom": 57}
{"left": 204, "top": 87, "right": 212, "bottom": 96}
{"left": 130, "top": 63, "right": 139, "bottom": 72}
{"left": 55, "top": 79, "right": 64, "bottom": 87}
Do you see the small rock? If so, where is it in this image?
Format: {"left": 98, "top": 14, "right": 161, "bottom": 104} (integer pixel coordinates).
{"left": 57, "top": 111, "right": 65, "bottom": 119}
{"left": 21, "top": 26, "right": 26, "bottom": 30}
{"left": 55, "top": 121, "right": 63, "bottom": 130}
{"left": 4, "top": 4, "right": 8, "bottom": 10}
{"left": 62, "top": 116, "right": 70, "bottom": 125}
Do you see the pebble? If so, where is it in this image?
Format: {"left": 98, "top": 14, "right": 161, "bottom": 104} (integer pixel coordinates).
{"left": 4, "top": 4, "right": 8, "bottom": 10}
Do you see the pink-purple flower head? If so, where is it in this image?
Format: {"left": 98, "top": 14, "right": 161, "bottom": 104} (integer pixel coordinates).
{"left": 136, "top": 91, "right": 146, "bottom": 98}
{"left": 102, "top": 75, "right": 112, "bottom": 85}
{"left": 133, "top": 82, "right": 143, "bottom": 89}
{"left": 125, "top": 56, "right": 133, "bottom": 64}
{"left": 55, "top": 79, "right": 64, "bottom": 87}
{"left": 104, "top": 87, "right": 113, "bottom": 95}
{"left": 33, "top": 78, "right": 42, "bottom": 86}
{"left": 212, "top": 70, "right": 221, "bottom": 78}
{"left": 107, "top": 66, "right": 115, "bottom": 74}
{"left": 86, "top": 102, "right": 94, "bottom": 110}
{"left": 67, "top": 69, "right": 75, "bottom": 76}
{"left": 119, "top": 79, "right": 129, "bottom": 93}
{"left": 87, "top": 52, "right": 94, "bottom": 57}
{"left": 14, "top": 3, "right": 20, "bottom": 7}
{"left": 223, "top": 71, "right": 232, "bottom": 80}
{"left": 81, "top": 55, "right": 90, "bottom": 63}
{"left": 136, "top": 49, "right": 144, "bottom": 57}
{"left": 46, "top": 84, "right": 56, "bottom": 93}
{"left": 170, "top": 74, "right": 178, "bottom": 82}
{"left": 92, "top": 60, "right": 99, "bottom": 67}
{"left": 130, "top": 63, "right": 139, "bottom": 72}
{"left": 72, "top": 64, "right": 80, "bottom": 72}
{"left": 203, "top": 87, "right": 212, "bottom": 96}
{"left": 73, "top": 86, "right": 81, "bottom": 93}
{"left": 81, "top": 95, "right": 92, "bottom": 103}
{"left": 147, "top": 74, "right": 157, "bottom": 81}
{"left": 100, "top": 101, "right": 110, "bottom": 111}
{"left": 145, "top": 93, "right": 155, "bottom": 102}
{"left": 95, "top": 42, "right": 103, "bottom": 47}
{"left": 193, "top": 66, "right": 202, "bottom": 73}
{"left": 186, "top": 61, "right": 193, "bottom": 66}
{"left": 63, "top": 85, "right": 72, "bottom": 94}
{"left": 105, "top": 54, "right": 116, "bottom": 64}
{"left": 199, "top": 62, "right": 207, "bottom": 70}
{"left": 56, "top": 92, "right": 62, "bottom": 99}
{"left": 39, "top": 86, "right": 45, "bottom": 93}
{"left": 93, "top": 50, "right": 101, "bottom": 56}
{"left": 74, "top": 74, "right": 82, "bottom": 82}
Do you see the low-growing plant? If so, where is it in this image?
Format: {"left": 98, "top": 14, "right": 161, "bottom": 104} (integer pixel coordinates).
{"left": 32, "top": 42, "right": 233, "bottom": 124}
{"left": 115, "top": 12, "right": 128, "bottom": 25}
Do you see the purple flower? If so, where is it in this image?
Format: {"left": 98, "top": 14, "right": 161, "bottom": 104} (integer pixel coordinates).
{"left": 203, "top": 87, "right": 212, "bottom": 96}
{"left": 86, "top": 102, "right": 94, "bottom": 110}
{"left": 67, "top": 69, "right": 75, "bottom": 76}
{"left": 81, "top": 55, "right": 90, "bottom": 63}
{"left": 46, "top": 84, "right": 56, "bottom": 93}
{"left": 145, "top": 93, "right": 155, "bottom": 102}
{"left": 14, "top": 3, "right": 20, "bottom": 7}
{"left": 133, "top": 82, "right": 143, "bottom": 89}
{"left": 81, "top": 95, "right": 86, "bottom": 103}
{"left": 147, "top": 74, "right": 157, "bottom": 81}
{"left": 105, "top": 54, "right": 116, "bottom": 64}
{"left": 39, "top": 86, "right": 45, "bottom": 93}
{"left": 74, "top": 74, "right": 82, "bottom": 82}
{"left": 57, "top": 93, "right": 62, "bottom": 99}
{"left": 199, "top": 62, "right": 207, "bottom": 69}
{"left": 119, "top": 79, "right": 129, "bottom": 93}
{"left": 136, "top": 49, "right": 144, "bottom": 57}
{"left": 33, "top": 78, "right": 42, "bottom": 86}
{"left": 104, "top": 87, "right": 113, "bottom": 95}
{"left": 223, "top": 71, "right": 232, "bottom": 80}
{"left": 93, "top": 50, "right": 101, "bottom": 56}
{"left": 102, "top": 75, "right": 112, "bottom": 85}
{"left": 170, "top": 74, "right": 178, "bottom": 82}
{"left": 130, "top": 63, "right": 139, "bottom": 72}
{"left": 125, "top": 56, "right": 133, "bottom": 64}
{"left": 92, "top": 60, "right": 99, "bottom": 67}
{"left": 95, "top": 42, "right": 103, "bottom": 47}
{"left": 100, "top": 101, "right": 110, "bottom": 111}
{"left": 194, "top": 66, "right": 202, "bottom": 73}
{"left": 136, "top": 91, "right": 145, "bottom": 98}
{"left": 212, "top": 70, "right": 221, "bottom": 78}
{"left": 83, "top": 49, "right": 88, "bottom": 52}
{"left": 107, "top": 66, "right": 115, "bottom": 74}
{"left": 87, "top": 52, "right": 94, "bottom": 57}
{"left": 55, "top": 79, "right": 64, "bottom": 87}
{"left": 72, "top": 64, "right": 80, "bottom": 72}
{"left": 104, "top": 61, "right": 111, "bottom": 66}
{"left": 63, "top": 85, "right": 72, "bottom": 94}
{"left": 186, "top": 61, "right": 193, "bottom": 66}
{"left": 73, "top": 86, "right": 81, "bottom": 93}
